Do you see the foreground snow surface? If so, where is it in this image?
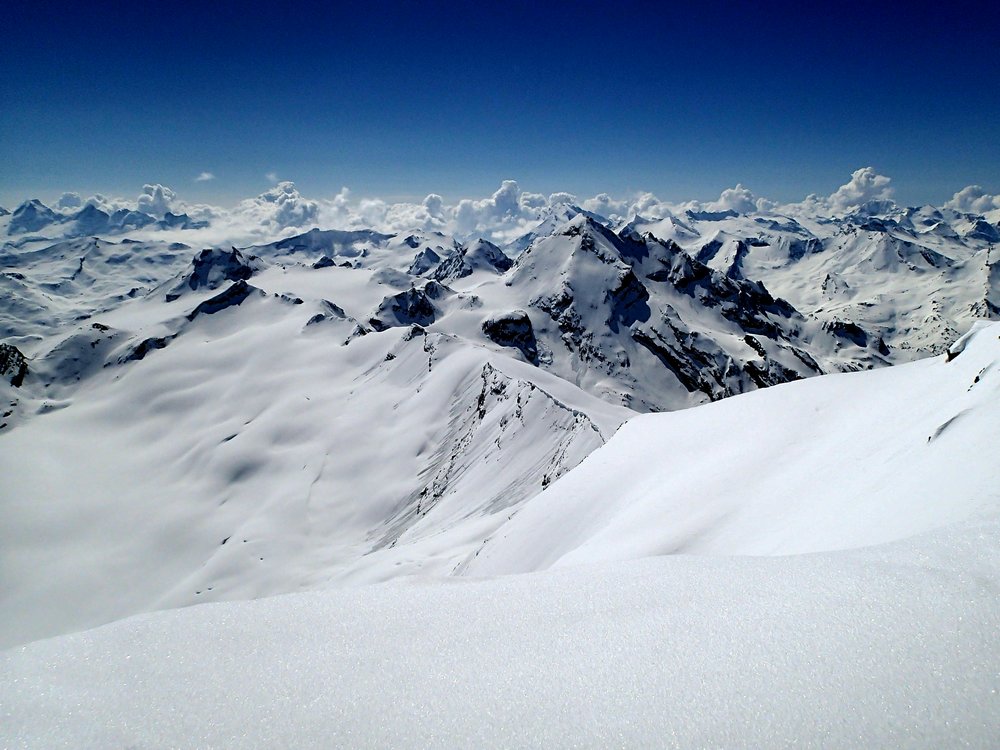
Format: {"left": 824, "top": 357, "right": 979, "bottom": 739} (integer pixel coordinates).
{"left": 2, "top": 323, "right": 999, "bottom": 747}
{"left": 3, "top": 520, "right": 999, "bottom": 748}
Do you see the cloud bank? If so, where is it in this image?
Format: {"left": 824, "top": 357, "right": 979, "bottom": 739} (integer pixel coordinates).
{"left": 945, "top": 185, "right": 1000, "bottom": 214}
{"left": 827, "top": 167, "right": 894, "bottom": 212}
{"left": 16, "top": 168, "right": 996, "bottom": 248}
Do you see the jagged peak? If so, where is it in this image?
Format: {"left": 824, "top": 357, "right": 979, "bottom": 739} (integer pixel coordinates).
{"left": 73, "top": 203, "right": 109, "bottom": 219}
{"left": 14, "top": 198, "right": 52, "bottom": 212}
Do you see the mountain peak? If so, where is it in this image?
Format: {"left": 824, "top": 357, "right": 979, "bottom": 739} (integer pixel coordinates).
{"left": 9, "top": 198, "right": 61, "bottom": 234}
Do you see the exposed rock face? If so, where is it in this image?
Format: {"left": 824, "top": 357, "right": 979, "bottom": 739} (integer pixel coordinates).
{"left": 630, "top": 318, "right": 743, "bottom": 400}
{"left": 407, "top": 248, "right": 442, "bottom": 276}
{"left": 158, "top": 212, "right": 209, "bottom": 231}
{"left": 824, "top": 319, "right": 869, "bottom": 348}
{"left": 965, "top": 220, "right": 1000, "bottom": 243}
{"left": 433, "top": 239, "right": 513, "bottom": 282}
{"left": 110, "top": 209, "right": 156, "bottom": 230}
{"left": 120, "top": 335, "right": 174, "bottom": 363}
{"left": 166, "top": 248, "right": 262, "bottom": 301}
{"left": 645, "top": 243, "right": 796, "bottom": 339}
{"left": 0, "top": 343, "right": 28, "bottom": 387}
{"left": 606, "top": 269, "right": 650, "bottom": 332}
{"left": 270, "top": 228, "right": 391, "bottom": 256}
{"left": 305, "top": 300, "right": 350, "bottom": 328}
{"left": 369, "top": 287, "right": 439, "bottom": 332}
{"left": 482, "top": 311, "right": 539, "bottom": 364}
{"left": 69, "top": 204, "right": 112, "bottom": 236}
{"left": 186, "top": 281, "right": 262, "bottom": 320}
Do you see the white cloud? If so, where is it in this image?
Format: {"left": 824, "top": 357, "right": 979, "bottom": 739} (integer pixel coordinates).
{"left": 548, "top": 192, "right": 577, "bottom": 206}
{"left": 423, "top": 193, "right": 445, "bottom": 218}
{"left": 944, "top": 185, "right": 1000, "bottom": 214}
{"left": 709, "top": 184, "right": 758, "bottom": 214}
{"left": 137, "top": 184, "right": 178, "bottom": 218}
{"left": 56, "top": 192, "right": 83, "bottom": 211}
{"left": 266, "top": 172, "right": 279, "bottom": 183}
{"left": 69, "top": 193, "right": 132, "bottom": 215}
{"left": 236, "top": 181, "right": 320, "bottom": 232}
{"left": 195, "top": 172, "right": 216, "bottom": 182}
{"left": 581, "top": 193, "right": 631, "bottom": 219}
{"left": 454, "top": 180, "right": 537, "bottom": 237}
{"left": 520, "top": 192, "right": 549, "bottom": 211}
{"left": 35, "top": 167, "right": 976, "bottom": 249}
{"left": 827, "top": 167, "right": 894, "bottom": 213}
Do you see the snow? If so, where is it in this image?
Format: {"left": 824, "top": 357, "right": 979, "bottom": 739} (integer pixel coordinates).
{"left": 469, "top": 322, "right": 1000, "bottom": 574}
{"left": 2, "top": 514, "right": 999, "bottom": 748}
{"left": 3, "top": 326, "right": 1000, "bottom": 746}
{"left": 1, "top": 184, "right": 999, "bottom": 746}
{"left": 0, "top": 268, "right": 628, "bottom": 646}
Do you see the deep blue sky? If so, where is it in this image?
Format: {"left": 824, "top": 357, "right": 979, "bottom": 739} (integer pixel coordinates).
{"left": 2, "top": 0, "right": 998, "bottom": 208}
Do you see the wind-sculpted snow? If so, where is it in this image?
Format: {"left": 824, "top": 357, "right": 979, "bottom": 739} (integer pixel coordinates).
{"left": 0, "top": 237, "right": 194, "bottom": 339}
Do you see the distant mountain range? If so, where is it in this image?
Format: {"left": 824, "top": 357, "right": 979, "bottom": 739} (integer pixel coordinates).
{"left": 4, "top": 197, "right": 207, "bottom": 237}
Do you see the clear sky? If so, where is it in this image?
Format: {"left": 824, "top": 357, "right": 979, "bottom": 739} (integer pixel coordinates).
{"left": 2, "top": 0, "right": 998, "bottom": 208}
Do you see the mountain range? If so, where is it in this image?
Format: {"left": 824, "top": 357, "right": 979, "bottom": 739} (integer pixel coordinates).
{"left": 1, "top": 189, "right": 999, "bottom": 745}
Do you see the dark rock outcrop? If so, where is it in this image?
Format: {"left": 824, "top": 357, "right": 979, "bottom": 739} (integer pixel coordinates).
{"left": 109, "top": 209, "right": 157, "bottom": 230}
{"left": 433, "top": 239, "right": 513, "bottom": 282}
{"left": 186, "top": 281, "right": 262, "bottom": 320}
{"left": 0, "top": 343, "right": 28, "bottom": 386}
{"left": 824, "top": 319, "right": 869, "bottom": 348}
{"left": 607, "top": 269, "right": 651, "bottom": 332}
{"left": 69, "top": 204, "right": 112, "bottom": 236}
{"left": 407, "top": 248, "right": 442, "bottom": 275}
{"left": 158, "top": 212, "right": 209, "bottom": 231}
{"left": 369, "top": 288, "right": 439, "bottom": 332}
{"left": 482, "top": 311, "right": 539, "bottom": 364}
{"left": 120, "top": 335, "right": 174, "bottom": 363}
{"left": 167, "top": 248, "right": 262, "bottom": 301}
{"left": 646, "top": 243, "right": 797, "bottom": 339}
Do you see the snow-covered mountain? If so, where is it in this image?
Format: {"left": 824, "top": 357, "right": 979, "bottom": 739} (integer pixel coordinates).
{"left": 1, "top": 190, "right": 998, "bottom": 648}
{"left": 3, "top": 197, "right": 207, "bottom": 240}
{"left": 622, "top": 200, "right": 998, "bottom": 358}
{"left": 3, "top": 319, "right": 998, "bottom": 748}
{"left": 1, "top": 181, "right": 999, "bottom": 746}
{"left": 469, "top": 321, "right": 1000, "bottom": 573}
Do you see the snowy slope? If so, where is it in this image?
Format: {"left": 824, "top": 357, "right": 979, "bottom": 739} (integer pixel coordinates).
{"left": 3, "top": 324, "right": 999, "bottom": 748}
{"left": 0, "top": 255, "right": 629, "bottom": 647}
{"left": 469, "top": 321, "right": 1000, "bottom": 574}
{"left": 0, "top": 200, "right": 996, "bottom": 650}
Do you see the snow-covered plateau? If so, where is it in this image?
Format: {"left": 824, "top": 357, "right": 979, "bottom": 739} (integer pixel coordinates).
{"left": 1, "top": 187, "right": 998, "bottom": 747}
